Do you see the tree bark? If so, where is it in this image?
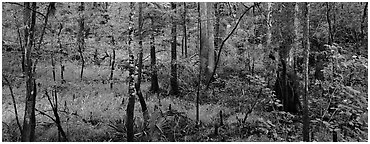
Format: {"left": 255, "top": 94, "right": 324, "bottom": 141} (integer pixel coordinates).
{"left": 150, "top": 18, "right": 159, "bottom": 93}
{"left": 21, "top": 2, "right": 37, "bottom": 142}
{"left": 126, "top": 2, "right": 136, "bottom": 142}
{"left": 78, "top": 2, "right": 85, "bottom": 80}
{"left": 169, "top": 2, "right": 179, "bottom": 95}
{"left": 302, "top": 2, "right": 310, "bottom": 142}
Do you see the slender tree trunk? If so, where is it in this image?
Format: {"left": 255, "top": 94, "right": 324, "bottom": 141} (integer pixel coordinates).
{"left": 184, "top": 2, "right": 188, "bottom": 58}
{"left": 21, "top": 2, "right": 37, "bottom": 142}
{"left": 4, "top": 77, "right": 22, "bottom": 134}
{"left": 136, "top": 2, "right": 149, "bottom": 132}
{"left": 196, "top": 2, "right": 201, "bottom": 126}
{"left": 150, "top": 18, "right": 159, "bottom": 93}
{"left": 214, "top": 3, "right": 221, "bottom": 58}
{"left": 57, "top": 23, "right": 65, "bottom": 84}
{"left": 126, "top": 2, "right": 136, "bottom": 142}
{"left": 170, "top": 2, "right": 179, "bottom": 95}
{"left": 361, "top": 2, "right": 368, "bottom": 40}
{"left": 110, "top": 49, "right": 115, "bottom": 90}
{"left": 302, "top": 2, "right": 310, "bottom": 142}
{"left": 326, "top": 2, "right": 333, "bottom": 45}
{"left": 78, "top": 2, "right": 85, "bottom": 80}
{"left": 267, "top": 3, "right": 272, "bottom": 50}
{"left": 294, "top": 3, "right": 300, "bottom": 72}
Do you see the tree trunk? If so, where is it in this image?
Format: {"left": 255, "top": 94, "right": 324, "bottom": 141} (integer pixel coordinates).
{"left": 326, "top": 2, "right": 333, "bottom": 45}
{"left": 136, "top": 2, "right": 149, "bottom": 132}
{"left": 169, "top": 2, "right": 179, "bottom": 95}
{"left": 126, "top": 2, "right": 136, "bottom": 142}
{"left": 150, "top": 18, "right": 159, "bottom": 93}
{"left": 302, "top": 2, "right": 310, "bottom": 142}
{"left": 110, "top": 49, "right": 115, "bottom": 90}
{"left": 196, "top": 2, "right": 202, "bottom": 126}
{"left": 267, "top": 3, "right": 272, "bottom": 50}
{"left": 199, "top": 2, "right": 215, "bottom": 82}
{"left": 293, "top": 2, "right": 301, "bottom": 72}
{"left": 183, "top": 2, "right": 188, "bottom": 58}
{"left": 78, "top": 2, "right": 85, "bottom": 80}
{"left": 214, "top": 3, "right": 221, "bottom": 57}
{"left": 361, "top": 2, "right": 368, "bottom": 41}
{"left": 21, "top": 2, "right": 37, "bottom": 142}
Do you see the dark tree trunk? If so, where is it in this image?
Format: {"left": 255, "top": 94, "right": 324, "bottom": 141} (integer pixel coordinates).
{"left": 183, "top": 2, "right": 188, "bottom": 58}
{"left": 302, "top": 2, "right": 310, "bottom": 142}
{"left": 78, "top": 2, "right": 85, "bottom": 80}
{"left": 110, "top": 49, "right": 115, "bottom": 90}
{"left": 196, "top": 2, "right": 202, "bottom": 125}
{"left": 21, "top": 2, "right": 37, "bottom": 142}
{"left": 326, "top": 2, "right": 333, "bottom": 45}
{"left": 136, "top": 2, "right": 149, "bottom": 131}
{"left": 169, "top": 2, "right": 179, "bottom": 95}
{"left": 126, "top": 2, "right": 135, "bottom": 142}
{"left": 150, "top": 18, "right": 159, "bottom": 93}
{"left": 361, "top": 2, "right": 368, "bottom": 40}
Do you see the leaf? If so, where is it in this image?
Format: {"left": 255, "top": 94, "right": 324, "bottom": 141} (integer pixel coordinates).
{"left": 345, "top": 86, "right": 360, "bottom": 95}
{"left": 323, "top": 121, "right": 330, "bottom": 127}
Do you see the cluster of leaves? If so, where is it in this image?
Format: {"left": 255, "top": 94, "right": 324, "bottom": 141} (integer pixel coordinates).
{"left": 310, "top": 44, "right": 367, "bottom": 141}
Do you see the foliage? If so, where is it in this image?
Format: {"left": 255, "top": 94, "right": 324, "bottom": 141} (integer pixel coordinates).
{"left": 2, "top": 2, "right": 367, "bottom": 142}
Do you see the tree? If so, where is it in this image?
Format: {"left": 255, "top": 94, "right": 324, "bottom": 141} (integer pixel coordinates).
{"left": 302, "top": 2, "right": 310, "bottom": 142}
{"left": 150, "top": 15, "right": 159, "bottom": 93}
{"left": 326, "top": 2, "right": 333, "bottom": 45}
{"left": 77, "top": 2, "right": 85, "bottom": 80}
{"left": 293, "top": 2, "right": 301, "bottom": 72}
{"left": 126, "top": 2, "right": 136, "bottom": 142}
{"left": 360, "top": 2, "right": 368, "bottom": 41}
{"left": 266, "top": 2, "right": 272, "bottom": 50}
{"left": 214, "top": 3, "right": 221, "bottom": 57}
{"left": 182, "top": 2, "right": 188, "bottom": 58}
{"left": 135, "top": 2, "right": 149, "bottom": 133}
{"left": 199, "top": 2, "right": 215, "bottom": 82}
{"left": 169, "top": 2, "right": 179, "bottom": 95}
{"left": 21, "top": 2, "right": 37, "bottom": 142}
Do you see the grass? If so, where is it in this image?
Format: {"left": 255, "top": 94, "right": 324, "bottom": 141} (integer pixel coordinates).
{"left": 2, "top": 55, "right": 367, "bottom": 142}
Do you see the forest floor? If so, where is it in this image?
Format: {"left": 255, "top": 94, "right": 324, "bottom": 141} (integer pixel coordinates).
{"left": 2, "top": 58, "right": 368, "bottom": 142}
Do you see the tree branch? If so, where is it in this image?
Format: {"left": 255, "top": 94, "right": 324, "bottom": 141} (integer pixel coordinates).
{"left": 35, "top": 108, "right": 56, "bottom": 122}
{"left": 5, "top": 2, "right": 47, "bottom": 19}
{"left": 3, "top": 76, "right": 23, "bottom": 133}
{"left": 205, "top": 3, "right": 260, "bottom": 89}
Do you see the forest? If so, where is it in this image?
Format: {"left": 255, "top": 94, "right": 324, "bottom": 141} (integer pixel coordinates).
{"left": 1, "top": 2, "right": 368, "bottom": 142}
